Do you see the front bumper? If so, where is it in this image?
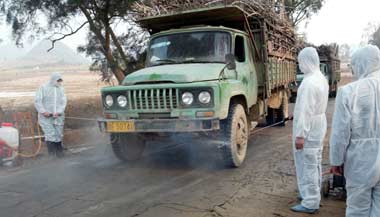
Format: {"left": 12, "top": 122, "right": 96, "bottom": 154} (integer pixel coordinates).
{"left": 98, "top": 118, "right": 220, "bottom": 133}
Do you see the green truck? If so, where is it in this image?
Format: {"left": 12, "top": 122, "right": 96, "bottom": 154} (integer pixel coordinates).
{"left": 290, "top": 44, "right": 341, "bottom": 101}
{"left": 98, "top": 6, "right": 296, "bottom": 167}
{"left": 321, "top": 51, "right": 341, "bottom": 97}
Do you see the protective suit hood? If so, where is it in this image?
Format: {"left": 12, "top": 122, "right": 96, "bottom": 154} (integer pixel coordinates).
{"left": 298, "top": 47, "right": 320, "bottom": 76}
{"left": 49, "top": 72, "right": 63, "bottom": 86}
{"left": 351, "top": 45, "right": 380, "bottom": 80}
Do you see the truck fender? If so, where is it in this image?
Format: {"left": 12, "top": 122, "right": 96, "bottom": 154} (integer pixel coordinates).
{"left": 221, "top": 94, "right": 248, "bottom": 120}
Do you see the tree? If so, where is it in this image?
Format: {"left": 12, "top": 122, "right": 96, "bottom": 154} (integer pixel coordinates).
{"left": 370, "top": 26, "right": 380, "bottom": 49}
{"left": 284, "top": 0, "right": 325, "bottom": 26}
{"left": 0, "top": 0, "right": 145, "bottom": 84}
{"left": 361, "top": 22, "right": 380, "bottom": 49}
{"left": 361, "top": 22, "right": 378, "bottom": 45}
{"left": 339, "top": 43, "right": 351, "bottom": 62}
{"left": 79, "top": 18, "right": 148, "bottom": 83}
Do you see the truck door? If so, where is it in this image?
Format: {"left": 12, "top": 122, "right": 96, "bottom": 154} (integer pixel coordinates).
{"left": 234, "top": 34, "right": 258, "bottom": 107}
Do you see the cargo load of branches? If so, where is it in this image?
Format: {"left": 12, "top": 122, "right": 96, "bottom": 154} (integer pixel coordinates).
{"left": 317, "top": 44, "right": 339, "bottom": 59}
{"left": 296, "top": 42, "right": 340, "bottom": 60}
{"left": 133, "top": 0, "right": 296, "bottom": 60}
{"left": 135, "top": 0, "right": 291, "bottom": 26}
{"left": 133, "top": 0, "right": 285, "bottom": 23}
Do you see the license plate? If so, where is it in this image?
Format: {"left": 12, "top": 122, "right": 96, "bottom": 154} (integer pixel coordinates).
{"left": 107, "top": 121, "right": 135, "bottom": 132}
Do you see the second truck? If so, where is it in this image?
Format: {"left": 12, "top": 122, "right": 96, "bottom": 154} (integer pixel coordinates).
{"left": 290, "top": 44, "right": 341, "bottom": 101}
{"left": 98, "top": 5, "right": 297, "bottom": 167}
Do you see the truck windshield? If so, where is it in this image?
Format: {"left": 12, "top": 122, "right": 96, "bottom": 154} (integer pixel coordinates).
{"left": 146, "top": 32, "right": 231, "bottom": 66}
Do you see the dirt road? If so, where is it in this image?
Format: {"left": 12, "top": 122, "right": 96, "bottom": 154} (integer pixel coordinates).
{"left": 0, "top": 99, "right": 345, "bottom": 217}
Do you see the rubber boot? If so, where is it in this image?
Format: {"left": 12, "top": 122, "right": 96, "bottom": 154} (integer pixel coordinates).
{"left": 291, "top": 204, "right": 318, "bottom": 214}
{"left": 55, "top": 142, "right": 64, "bottom": 158}
{"left": 46, "top": 141, "right": 55, "bottom": 156}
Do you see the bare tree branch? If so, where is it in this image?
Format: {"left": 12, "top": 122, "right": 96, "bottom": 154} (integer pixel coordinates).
{"left": 293, "top": 1, "right": 318, "bottom": 25}
{"left": 47, "top": 21, "right": 89, "bottom": 52}
{"left": 288, "top": 0, "right": 306, "bottom": 13}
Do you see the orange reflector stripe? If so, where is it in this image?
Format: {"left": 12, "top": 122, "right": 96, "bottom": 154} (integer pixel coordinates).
{"left": 104, "top": 113, "right": 118, "bottom": 119}
{"left": 196, "top": 111, "right": 214, "bottom": 117}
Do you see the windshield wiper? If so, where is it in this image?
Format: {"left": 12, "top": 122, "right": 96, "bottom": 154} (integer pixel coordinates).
{"left": 181, "top": 59, "right": 219, "bottom": 64}
{"left": 152, "top": 59, "right": 178, "bottom": 65}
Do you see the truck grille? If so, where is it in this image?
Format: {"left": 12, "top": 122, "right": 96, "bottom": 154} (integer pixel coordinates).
{"left": 128, "top": 88, "right": 179, "bottom": 110}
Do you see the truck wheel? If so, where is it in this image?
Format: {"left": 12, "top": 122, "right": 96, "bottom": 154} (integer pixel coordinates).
{"left": 220, "top": 104, "right": 249, "bottom": 168}
{"left": 277, "top": 94, "right": 289, "bottom": 127}
{"left": 330, "top": 83, "right": 338, "bottom": 98}
{"left": 111, "top": 133, "right": 146, "bottom": 161}
{"left": 289, "top": 94, "right": 296, "bottom": 103}
{"left": 266, "top": 107, "right": 276, "bottom": 126}
{"left": 266, "top": 95, "right": 288, "bottom": 127}
{"left": 322, "top": 178, "right": 330, "bottom": 198}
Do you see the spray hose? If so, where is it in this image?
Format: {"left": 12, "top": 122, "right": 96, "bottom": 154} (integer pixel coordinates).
{"left": 2, "top": 115, "right": 293, "bottom": 159}
{"left": 65, "top": 117, "right": 99, "bottom": 121}
{"left": 250, "top": 116, "right": 293, "bottom": 135}
{"left": 2, "top": 125, "right": 43, "bottom": 158}
{"left": 4, "top": 139, "right": 43, "bottom": 158}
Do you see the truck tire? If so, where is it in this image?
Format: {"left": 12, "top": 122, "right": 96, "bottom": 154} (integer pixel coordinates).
{"left": 277, "top": 94, "right": 289, "bottom": 127}
{"left": 330, "top": 83, "right": 338, "bottom": 98}
{"left": 289, "top": 94, "right": 297, "bottom": 103}
{"left": 220, "top": 104, "right": 249, "bottom": 168}
{"left": 111, "top": 133, "right": 146, "bottom": 161}
{"left": 322, "top": 178, "right": 331, "bottom": 198}
{"left": 266, "top": 95, "right": 288, "bottom": 127}
{"left": 266, "top": 107, "right": 276, "bottom": 126}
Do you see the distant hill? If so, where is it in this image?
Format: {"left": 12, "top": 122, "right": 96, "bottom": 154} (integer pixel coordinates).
{"left": 23, "top": 40, "right": 89, "bottom": 65}
{"left": 1, "top": 40, "right": 89, "bottom": 69}
{"left": 0, "top": 44, "right": 29, "bottom": 62}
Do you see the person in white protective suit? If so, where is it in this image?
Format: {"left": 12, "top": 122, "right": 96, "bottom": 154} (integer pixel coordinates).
{"left": 291, "top": 47, "right": 329, "bottom": 214}
{"left": 35, "top": 72, "right": 67, "bottom": 157}
{"left": 330, "top": 45, "right": 380, "bottom": 217}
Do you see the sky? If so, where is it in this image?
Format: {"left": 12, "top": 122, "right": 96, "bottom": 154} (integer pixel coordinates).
{"left": 0, "top": 15, "right": 88, "bottom": 52}
{"left": 1, "top": 0, "right": 380, "bottom": 51}
{"left": 299, "top": 0, "right": 380, "bottom": 46}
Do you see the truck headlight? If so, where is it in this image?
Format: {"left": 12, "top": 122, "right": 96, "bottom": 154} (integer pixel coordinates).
{"left": 182, "top": 92, "right": 194, "bottom": 105}
{"left": 105, "top": 95, "right": 114, "bottom": 107}
{"left": 198, "top": 91, "right": 211, "bottom": 104}
{"left": 117, "top": 95, "right": 127, "bottom": 108}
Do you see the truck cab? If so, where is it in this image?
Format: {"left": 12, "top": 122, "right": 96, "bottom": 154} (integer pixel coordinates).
{"left": 112, "top": 26, "right": 258, "bottom": 122}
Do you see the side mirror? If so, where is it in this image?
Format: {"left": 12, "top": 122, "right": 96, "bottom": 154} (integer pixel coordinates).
{"left": 225, "top": 54, "right": 236, "bottom": 70}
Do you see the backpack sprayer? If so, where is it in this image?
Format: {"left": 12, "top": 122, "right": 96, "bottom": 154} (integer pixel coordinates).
{"left": 0, "top": 122, "right": 43, "bottom": 166}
